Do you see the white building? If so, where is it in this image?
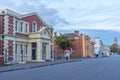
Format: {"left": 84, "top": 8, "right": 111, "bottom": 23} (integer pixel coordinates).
{"left": 0, "top": 9, "right": 54, "bottom": 65}
{"left": 104, "top": 46, "right": 110, "bottom": 56}
{"left": 93, "top": 37, "right": 104, "bottom": 57}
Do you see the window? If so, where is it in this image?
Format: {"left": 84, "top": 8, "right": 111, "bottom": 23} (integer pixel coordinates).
{"left": 15, "top": 20, "right": 18, "bottom": 31}
{"left": 15, "top": 44, "right": 17, "bottom": 54}
{"left": 25, "top": 23, "right": 28, "bottom": 33}
{"left": 20, "top": 22, "right": 23, "bottom": 32}
{"left": 32, "top": 22, "right": 37, "bottom": 32}
{"left": 21, "top": 45, "right": 23, "bottom": 50}
{"left": 20, "top": 44, "right": 23, "bottom": 61}
{"left": 25, "top": 45, "right": 27, "bottom": 54}
{"left": 32, "top": 23, "right": 36, "bottom": 32}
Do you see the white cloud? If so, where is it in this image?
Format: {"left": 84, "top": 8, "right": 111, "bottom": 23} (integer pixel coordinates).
{"left": 1, "top": 0, "right": 120, "bottom": 45}
{"left": 55, "top": 25, "right": 120, "bottom": 32}
{"left": 0, "top": 0, "right": 69, "bottom": 26}
{"left": 1, "top": 0, "right": 120, "bottom": 32}
{"left": 41, "top": 0, "right": 120, "bottom": 32}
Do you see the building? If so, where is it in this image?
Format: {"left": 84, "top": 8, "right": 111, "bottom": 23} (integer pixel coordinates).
{"left": 104, "top": 46, "right": 110, "bottom": 56}
{"left": 54, "top": 30, "right": 92, "bottom": 58}
{"left": 53, "top": 32, "right": 62, "bottom": 58}
{"left": 89, "top": 41, "right": 95, "bottom": 57}
{"left": 114, "top": 37, "right": 118, "bottom": 48}
{"left": 93, "top": 37, "right": 104, "bottom": 57}
{"left": 0, "top": 9, "right": 54, "bottom": 66}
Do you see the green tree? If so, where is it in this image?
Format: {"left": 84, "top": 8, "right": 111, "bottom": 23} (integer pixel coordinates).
{"left": 117, "top": 48, "right": 120, "bottom": 54}
{"left": 110, "top": 44, "right": 118, "bottom": 53}
{"left": 55, "top": 34, "right": 74, "bottom": 58}
{"left": 55, "top": 34, "right": 74, "bottom": 49}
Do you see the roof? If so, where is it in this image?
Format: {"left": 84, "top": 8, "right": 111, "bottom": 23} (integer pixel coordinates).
{"left": 64, "top": 33, "right": 75, "bottom": 38}
{"left": 0, "top": 9, "right": 53, "bottom": 29}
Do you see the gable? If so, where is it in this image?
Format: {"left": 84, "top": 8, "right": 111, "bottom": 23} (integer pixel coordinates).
{"left": 39, "top": 27, "right": 50, "bottom": 38}
{"left": 21, "top": 14, "right": 47, "bottom": 32}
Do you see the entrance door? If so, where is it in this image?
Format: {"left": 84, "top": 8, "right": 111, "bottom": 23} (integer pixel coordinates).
{"left": 32, "top": 43, "right": 37, "bottom": 60}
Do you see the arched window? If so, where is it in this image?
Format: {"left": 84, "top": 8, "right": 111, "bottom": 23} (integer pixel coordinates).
{"left": 32, "top": 22, "right": 37, "bottom": 32}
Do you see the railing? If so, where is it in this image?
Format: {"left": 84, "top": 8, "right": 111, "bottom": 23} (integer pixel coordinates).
{"left": 4, "top": 54, "right": 28, "bottom": 64}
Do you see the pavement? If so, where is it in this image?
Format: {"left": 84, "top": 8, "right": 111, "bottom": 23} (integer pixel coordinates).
{"left": 0, "top": 59, "right": 82, "bottom": 73}
{"left": 0, "top": 56, "right": 108, "bottom": 73}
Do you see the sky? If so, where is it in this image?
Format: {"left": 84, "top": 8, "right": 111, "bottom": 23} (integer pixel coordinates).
{"left": 0, "top": 0, "right": 120, "bottom": 45}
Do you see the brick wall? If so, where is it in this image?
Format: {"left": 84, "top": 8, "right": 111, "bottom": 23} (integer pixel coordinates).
{"left": 22, "top": 15, "right": 44, "bottom": 32}
{"left": 8, "top": 16, "right": 14, "bottom": 35}
{"left": 0, "top": 56, "right": 4, "bottom": 66}
{"left": 0, "top": 16, "right": 3, "bottom": 34}
{"left": 71, "top": 38, "right": 83, "bottom": 57}
{"left": 15, "top": 33, "right": 29, "bottom": 38}
{"left": 0, "top": 40, "right": 2, "bottom": 55}
{"left": 0, "top": 39, "right": 4, "bottom": 66}
{"left": 7, "top": 40, "right": 13, "bottom": 62}
{"left": 8, "top": 40, "right": 13, "bottom": 55}
{"left": 54, "top": 37, "right": 84, "bottom": 58}
{"left": 53, "top": 38, "right": 62, "bottom": 57}
{"left": 0, "top": 16, "right": 4, "bottom": 66}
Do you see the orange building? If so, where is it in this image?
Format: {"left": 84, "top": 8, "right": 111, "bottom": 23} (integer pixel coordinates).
{"left": 53, "top": 32, "right": 62, "bottom": 58}
{"left": 54, "top": 30, "right": 93, "bottom": 58}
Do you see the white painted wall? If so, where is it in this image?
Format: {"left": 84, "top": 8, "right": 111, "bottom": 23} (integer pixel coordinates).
{"left": 93, "top": 38, "right": 104, "bottom": 57}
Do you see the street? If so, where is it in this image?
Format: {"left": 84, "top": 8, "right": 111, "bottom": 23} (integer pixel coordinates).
{"left": 0, "top": 56, "right": 120, "bottom": 80}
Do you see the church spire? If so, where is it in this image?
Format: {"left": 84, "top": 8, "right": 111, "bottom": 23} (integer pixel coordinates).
{"left": 114, "top": 37, "right": 117, "bottom": 44}
{"left": 114, "top": 37, "right": 118, "bottom": 48}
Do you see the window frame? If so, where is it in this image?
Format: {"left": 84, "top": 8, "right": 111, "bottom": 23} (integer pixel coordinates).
{"left": 20, "top": 22, "right": 23, "bottom": 32}
{"left": 32, "top": 21, "right": 37, "bottom": 32}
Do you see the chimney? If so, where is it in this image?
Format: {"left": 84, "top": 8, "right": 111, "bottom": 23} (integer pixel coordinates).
{"left": 54, "top": 32, "right": 57, "bottom": 37}
{"left": 74, "top": 30, "right": 79, "bottom": 37}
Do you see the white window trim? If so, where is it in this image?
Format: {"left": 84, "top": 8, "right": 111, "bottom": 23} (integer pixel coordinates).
{"left": 19, "top": 21, "right": 29, "bottom": 34}
{"left": 20, "top": 21, "right": 23, "bottom": 33}
{"left": 25, "top": 22, "right": 29, "bottom": 34}
{"left": 14, "top": 19, "right": 20, "bottom": 32}
{"left": 32, "top": 21, "right": 37, "bottom": 32}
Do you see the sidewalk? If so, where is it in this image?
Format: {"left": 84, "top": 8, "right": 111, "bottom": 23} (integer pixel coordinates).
{"left": 0, "top": 59, "right": 82, "bottom": 73}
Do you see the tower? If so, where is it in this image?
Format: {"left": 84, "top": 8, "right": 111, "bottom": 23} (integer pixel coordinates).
{"left": 74, "top": 30, "right": 79, "bottom": 37}
{"left": 114, "top": 37, "right": 117, "bottom": 44}
{"left": 114, "top": 37, "right": 118, "bottom": 48}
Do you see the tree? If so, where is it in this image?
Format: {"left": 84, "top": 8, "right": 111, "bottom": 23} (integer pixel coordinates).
{"left": 117, "top": 48, "right": 120, "bottom": 54}
{"left": 110, "top": 44, "right": 118, "bottom": 53}
{"left": 55, "top": 34, "right": 74, "bottom": 57}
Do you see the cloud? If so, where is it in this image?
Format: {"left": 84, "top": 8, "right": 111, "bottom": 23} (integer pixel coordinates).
{"left": 1, "top": 0, "right": 120, "bottom": 45}
{"left": 1, "top": 0, "right": 120, "bottom": 32}
{"left": 38, "top": 5, "right": 69, "bottom": 26}
{"left": 42, "top": 0, "right": 120, "bottom": 32}
{"left": 54, "top": 24, "right": 120, "bottom": 32}
{"left": 0, "top": 0, "right": 69, "bottom": 26}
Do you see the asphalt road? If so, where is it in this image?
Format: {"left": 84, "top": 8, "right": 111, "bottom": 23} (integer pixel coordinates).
{"left": 0, "top": 55, "right": 120, "bottom": 80}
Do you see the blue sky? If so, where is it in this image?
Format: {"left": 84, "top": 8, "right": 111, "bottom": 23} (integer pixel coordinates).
{"left": 0, "top": 0, "right": 120, "bottom": 45}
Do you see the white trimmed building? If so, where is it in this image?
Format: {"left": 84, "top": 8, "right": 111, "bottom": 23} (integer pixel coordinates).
{"left": 0, "top": 9, "right": 54, "bottom": 65}
{"left": 93, "top": 37, "right": 104, "bottom": 57}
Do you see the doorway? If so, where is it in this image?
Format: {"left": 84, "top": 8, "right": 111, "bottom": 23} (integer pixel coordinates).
{"left": 32, "top": 43, "right": 37, "bottom": 60}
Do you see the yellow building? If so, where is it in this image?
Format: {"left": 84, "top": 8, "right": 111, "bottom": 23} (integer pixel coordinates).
{"left": 54, "top": 30, "right": 92, "bottom": 58}
{"left": 81, "top": 34, "right": 91, "bottom": 57}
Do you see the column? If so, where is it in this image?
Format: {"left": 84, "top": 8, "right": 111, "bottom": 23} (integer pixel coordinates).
{"left": 27, "top": 43, "right": 31, "bottom": 61}
{"left": 37, "top": 41, "right": 40, "bottom": 61}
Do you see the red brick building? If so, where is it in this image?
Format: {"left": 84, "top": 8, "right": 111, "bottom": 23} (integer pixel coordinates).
{"left": 54, "top": 30, "right": 92, "bottom": 58}
{"left": 0, "top": 16, "right": 4, "bottom": 66}
{"left": 0, "top": 9, "right": 54, "bottom": 66}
